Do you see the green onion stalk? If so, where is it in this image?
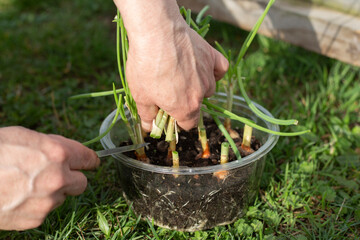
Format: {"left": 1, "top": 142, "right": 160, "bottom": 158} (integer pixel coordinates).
{"left": 165, "top": 116, "right": 176, "bottom": 142}
{"left": 172, "top": 151, "right": 180, "bottom": 178}
{"left": 210, "top": 112, "right": 241, "bottom": 160}
{"left": 113, "top": 84, "right": 136, "bottom": 145}
{"left": 115, "top": 12, "right": 148, "bottom": 161}
{"left": 81, "top": 88, "right": 124, "bottom": 146}
{"left": 165, "top": 116, "right": 177, "bottom": 160}
{"left": 167, "top": 139, "right": 176, "bottom": 160}
{"left": 198, "top": 111, "right": 211, "bottom": 158}
{"left": 213, "top": 142, "right": 230, "bottom": 180}
{"left": 220, "top": 142, "right": 230, "bottom": 164}
{"left": 214, "top": 0, "right": 277, "bottom": 139}
{"left": 236, "top": 65, "right": 298, "bottom": 126}
{"left": 241, "top": 124, "right": 253, "bottom": 148}
{"left": 172, "top": 151, "right": 180, "bottom": 167}
{"left": 214, "top": 42, "right": 236, "bottom": 136}
{"left": 150, "top": 109, "right": 168, "bottom": 138}
{"left": 202, "top": 100, "right": 310, "bottom": 136}
{"left": 184, "top": 7, "right": 212, "bottom": 158}
{"left": 240, "top": 124, "right": 255, "bottom": 155}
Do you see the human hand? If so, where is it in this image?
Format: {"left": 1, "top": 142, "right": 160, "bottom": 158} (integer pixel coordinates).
{"left": 0, "top": 127, "right": 100, "bottom": 230}
{"left": 114, "top": 0, "right": 229, "bottom": 131}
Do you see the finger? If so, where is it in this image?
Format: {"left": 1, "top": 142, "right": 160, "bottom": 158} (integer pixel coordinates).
{"left": 47, "top": 135, "right": 100, "bottom": 170}
{"left": 51, "top": 193, "right": 67, "bottom": 210}
{"left": 18, "top": 195, "right": 66, "bottom": 216}
{"left": 63, "top": 171, "right": 88, "bottom": 196}
{"left": 213, "top": 49, "right": 229, "bottom": 81}
{"left": 170, "top": 104, "right": 200, "bottom": 131}
{"left": 137, "top": 103, "right": 159, "bottom": 132}
{"left": 14, "top": 219, "right": 44, "bottom": 231}
{"left": 175, "top": 113, "right": 200, "bottom": 131}
{"left": 203, "top": 74, "right": 216, "bottom": 98}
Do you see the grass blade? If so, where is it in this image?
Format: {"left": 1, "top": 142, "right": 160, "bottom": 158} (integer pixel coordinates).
{"left": 146, "top": 218, "right": 160, "bottom": 240}
{"left": 97, "top": 209, "right": 110, "bottom": 237}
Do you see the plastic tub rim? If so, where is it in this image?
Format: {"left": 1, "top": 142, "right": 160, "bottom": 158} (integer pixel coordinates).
{"left": 100, "top": 93, "right": 279, "bottom": 175}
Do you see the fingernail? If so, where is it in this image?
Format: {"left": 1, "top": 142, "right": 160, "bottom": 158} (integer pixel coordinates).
{"left": 141, "top": 121, "right": 152, "bottom": 132}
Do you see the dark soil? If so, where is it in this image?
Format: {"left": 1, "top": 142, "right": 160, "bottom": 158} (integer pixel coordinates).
{"left": 123, "top": 117, "right": 261, "bottom": 167}
{"left": 116, "top": 147, "right": 265, "bottom": 231}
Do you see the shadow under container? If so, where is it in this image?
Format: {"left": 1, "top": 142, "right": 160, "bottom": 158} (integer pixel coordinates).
{"left": 100, "top": 93, "right": 279, "bottom": 232}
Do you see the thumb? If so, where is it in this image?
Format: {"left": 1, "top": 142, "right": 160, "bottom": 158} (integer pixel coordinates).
{"left": 213, "top": 49, "right": 229, "bottom": 81}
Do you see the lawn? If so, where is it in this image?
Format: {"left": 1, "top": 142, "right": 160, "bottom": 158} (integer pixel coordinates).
{"left": 0, "top": 0, "right": 359, "bottom": 239}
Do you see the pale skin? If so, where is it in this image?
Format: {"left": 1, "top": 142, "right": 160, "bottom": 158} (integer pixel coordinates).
{"left": 1, "top": 0, "right": 228, "bottom": 231}
{"left": 114, "top": 0, "right": 229, "bottom": 131}
{"left": 0, "top": 127, "right": 100, "bottom": 230}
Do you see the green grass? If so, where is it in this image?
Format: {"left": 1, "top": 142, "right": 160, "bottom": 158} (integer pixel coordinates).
{"left": 1, "top": 0, "right": 359, "bottom": 239}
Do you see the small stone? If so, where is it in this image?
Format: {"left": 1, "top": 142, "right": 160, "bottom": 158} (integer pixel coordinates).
{"left": 157, "top": 140, "right": 169, "bottom": 152}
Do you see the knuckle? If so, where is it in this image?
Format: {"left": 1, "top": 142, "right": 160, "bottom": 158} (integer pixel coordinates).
{"left": 40, "top": 198, "right": 57, "bottom": 213}
{"left": 188, "top": 99, "right": 201, "bottom": 115}
{"left": 202, "top": 76, "right": 211, "bottom": 92}
{"left": 47, "top": 140, "right": 68, "bottom": 163}
{"left": 208, "top": 81, "right": 216, "bottom": 94}
{"left": 49, "top": 173, "right": 67, "bottom": 192}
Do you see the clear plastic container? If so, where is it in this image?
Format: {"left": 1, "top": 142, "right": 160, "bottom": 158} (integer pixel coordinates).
{"left": 100, "top": 93, "right": 279, "bottom": 231}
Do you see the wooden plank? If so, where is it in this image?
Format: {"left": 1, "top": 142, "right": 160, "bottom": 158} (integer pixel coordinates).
{"left": 304, "top": 0, "right": 360, "bottom": 16}
{"left": 178, "top": 0, "right": 360, "bottom": 67}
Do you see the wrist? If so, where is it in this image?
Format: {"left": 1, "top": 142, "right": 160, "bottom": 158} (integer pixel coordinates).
{"left": 114, "top": 0, "right": 185, "bottom": 40}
